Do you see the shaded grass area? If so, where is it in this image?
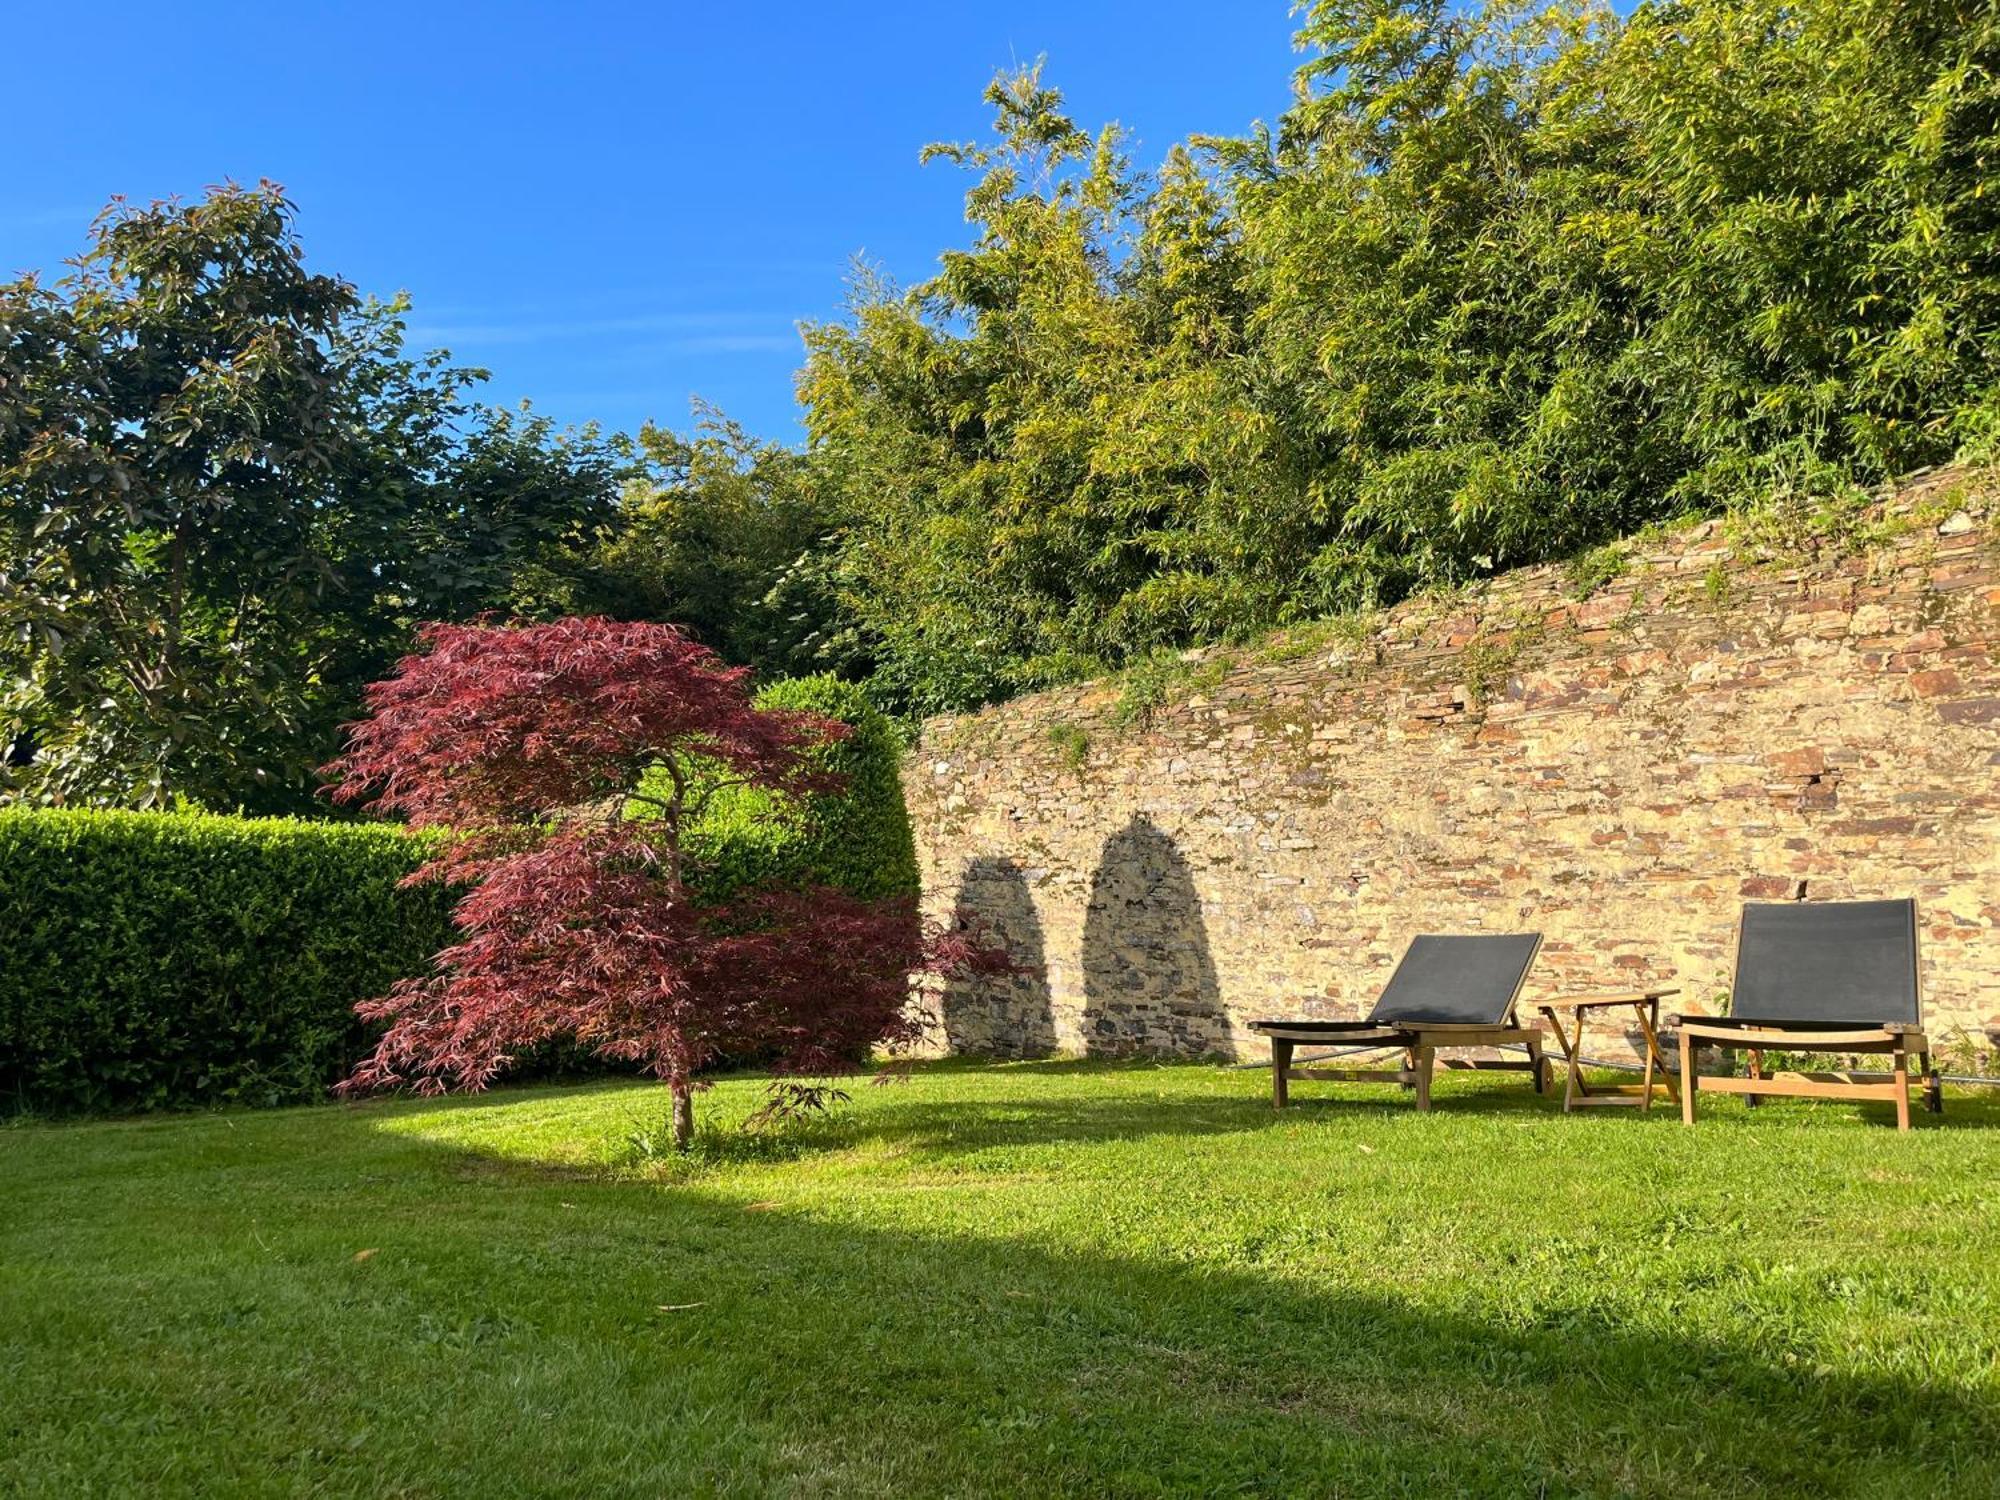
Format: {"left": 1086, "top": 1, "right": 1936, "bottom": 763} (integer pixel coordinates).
{"left": 4, "top": 1061, "right": 1998, "bottom": 1497}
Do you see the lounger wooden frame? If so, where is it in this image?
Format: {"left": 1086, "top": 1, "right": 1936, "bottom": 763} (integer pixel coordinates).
{"left": 1674, "top": 902, "right": 1939, "bottom": 1132}
{"left": 1258, "top": 1024, "right": 1549, "bottom": 1111}
{"left": 1252, "top": 935, "right": 1549, "bottom": 1112}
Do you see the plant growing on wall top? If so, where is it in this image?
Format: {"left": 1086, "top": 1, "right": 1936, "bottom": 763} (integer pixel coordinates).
{"left": 326, "top": 616, "right": 1003, "bottom": 1148}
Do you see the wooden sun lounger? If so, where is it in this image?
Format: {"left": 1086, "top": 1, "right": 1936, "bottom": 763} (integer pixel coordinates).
{"left": 1251, "top": 934, "right": 1548, "bottom": 1111}
{"left": 1673, "top": 899, "right": 1940, "bottom": 1131}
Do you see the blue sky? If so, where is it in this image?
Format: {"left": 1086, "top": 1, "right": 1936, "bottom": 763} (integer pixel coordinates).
{"left": 3, "top": 2, "right": 1300, "bottom": 442}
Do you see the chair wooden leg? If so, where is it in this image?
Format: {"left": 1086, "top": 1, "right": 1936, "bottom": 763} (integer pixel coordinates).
{"left": 1270, "top": 1038, "right": 1292, "bottom": 1110}
{"left": 1413, "top": 1045, "right": 1435, "bottom": 1111}
{"left": 1745, "top": 1047, "right": 1762, "bottom": 1109}
{"left": 1893, "top": 1042, "right": 1911, "bottom": 1132}
{"left": 1679, "top": 1028, "right": 1698, "bottom": 1126}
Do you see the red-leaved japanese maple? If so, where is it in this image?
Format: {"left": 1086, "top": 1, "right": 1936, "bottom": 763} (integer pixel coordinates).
{"left": 326, "top": 616, "right": 1000, "bottom": 1148}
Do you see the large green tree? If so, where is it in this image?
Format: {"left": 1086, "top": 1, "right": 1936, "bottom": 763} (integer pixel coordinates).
{"left": 1239, "top": 0, "right": 2000, "bottom": 579}
{"left": 0, "top": 184, "right": 620, "bottom": 811}
{"left": 548, "top": 406, "right": 863, "bottom": 684}
{"left": 795, "top": 0, "right": 2000, "bottom": 719}
{"left": 800, "top": 65, "right": 1296, "bottom": 718}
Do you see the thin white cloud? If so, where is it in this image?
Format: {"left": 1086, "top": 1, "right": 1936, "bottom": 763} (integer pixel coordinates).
{"left": 403, "top": 310, "right": 787, "bottom": 346}
{"left": 0, "top": 205, "right": 99, "bottom": 234}
{"left": 668, "top": 333, "right": 799, "bottom": 354}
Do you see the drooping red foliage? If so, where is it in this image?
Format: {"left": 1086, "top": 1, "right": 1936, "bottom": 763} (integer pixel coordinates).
{"left": 327, "top": 617, "right": 843, "bottom": 880}
{"left": 324, "top": 617, "right": 1010, "bottom": 1145}
{"left": 343, "top": 835, "right": 991, "bottom": 1096}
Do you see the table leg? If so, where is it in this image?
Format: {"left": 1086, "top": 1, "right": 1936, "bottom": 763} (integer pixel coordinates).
{"left": 1640, "top": 1004, "right": 1672, "bottom": 1112}
{"left": 1564, "top": 1010, "right": 1590, "bottom": 1112}
{"left": 1893, "top": 1040, "right": 1911, "bottom": 1133}
{"left": 1680, "top": 1027, "right": 1698, "bottom": 1126}
{"left": 1271, "top": 1037, "right": 1292, "bottom": 1110}
{"left": 1542, "top": 1009, "right": 1580, "bottom": 1113}
{"left": 1636, "top": 1000, "right": 1678, "bottom": 1107}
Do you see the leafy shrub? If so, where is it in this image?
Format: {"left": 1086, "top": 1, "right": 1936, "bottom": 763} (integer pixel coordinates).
{"left": 0, "top": 810, "right": 451, "bottom": 1115}
{"left": 324, "top": 626, "right": 951, "bottom": 1147}
{"left": 679, "top": 674, "right": 919, "bottom": 904}
{"left": 1044, "top": 722, "right": 1092, "bottom": 771}
{"left": 0, "top": 676, "right": 919, "bottom": 1117}
{"left": 525, "top": 673, "right": 923, "bottom": 1090}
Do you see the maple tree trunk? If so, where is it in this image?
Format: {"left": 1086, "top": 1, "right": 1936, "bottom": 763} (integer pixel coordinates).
{"left": 670, "top": 1079, "right": 696, "bottom": 1151}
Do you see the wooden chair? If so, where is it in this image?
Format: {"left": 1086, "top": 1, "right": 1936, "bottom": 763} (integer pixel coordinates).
{"left": 1674, "top": 899, "right": 1940, "bottom": 1131}
{"left": 1250, "top": 934, "right": 1548, "bottom": 1112}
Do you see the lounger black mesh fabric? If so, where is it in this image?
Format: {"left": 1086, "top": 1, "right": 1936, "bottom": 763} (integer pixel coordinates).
{"left": 1730, "top": 900, "right": 1920, "bottom": 1027}
{"left": 1366, "top": 934, "right": 1542, "bottom": 1026}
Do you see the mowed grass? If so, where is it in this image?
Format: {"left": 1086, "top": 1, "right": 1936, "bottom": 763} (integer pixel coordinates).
{"left": 4, "top": 1062, "right": 1999, "bottom": 1498}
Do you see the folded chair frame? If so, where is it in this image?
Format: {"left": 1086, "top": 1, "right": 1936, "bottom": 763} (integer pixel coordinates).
{"left": 1253, "top": 934, "right": 1549, "bottom": 1112}
{"left": 1260, "top": 1022, "right": 1548, "bottom": 1111}
{"left": 1675, "top": 900, "right": 1941, "bottom": 1132}
{"left": 1675, "top": 1020, "right": 1938, "bottom": 1131}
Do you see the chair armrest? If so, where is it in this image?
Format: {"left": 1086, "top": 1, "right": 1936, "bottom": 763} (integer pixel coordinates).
{"left": 1675, "top": 1018, "right": 1916, "bottom": 1047}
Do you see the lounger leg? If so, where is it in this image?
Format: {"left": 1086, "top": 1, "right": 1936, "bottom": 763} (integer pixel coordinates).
{"left": 1745, "top": 1048, "right": 1762, "bottom": 1109}
{"left": 1271, "top": 1038, "right": 1292, "bottom": 1111}
{"left": 1921, "top": 1054, "right": 1943, "bottom": 1115}
{"left": 1679, "top": 1028, "right": 1697, "bottom": 1126}
{"left": 1413, "top": 1045, "right": 1435, "bottom": 1112}
{"left": 1893, "top": 1042, "right": 1911, "bottom": 1132}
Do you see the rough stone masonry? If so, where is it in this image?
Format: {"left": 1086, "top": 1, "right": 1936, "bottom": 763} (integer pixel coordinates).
{"left": 904, "top": 467, "right": 2000, "bottom": 1067}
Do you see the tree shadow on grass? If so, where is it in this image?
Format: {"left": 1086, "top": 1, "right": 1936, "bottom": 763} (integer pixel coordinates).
{"left": 837, "top": 1060, "right": 1568, "bottom": 1157}
{"left": 9, "top": 1089, "right": 1993, "bottom": 1496}
{"left": 361, "top": 1064, "right": 2000, "bottom": 1178}
{"left": 588, "top": 1057, "right": 1563, "bottom": 1165}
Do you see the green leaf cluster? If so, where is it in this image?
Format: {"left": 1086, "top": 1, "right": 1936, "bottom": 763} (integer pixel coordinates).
{"left": 788, "top": 0, "right": 2000, "bottom": 717}
{"left": 544, "top": 408, "right": 870, "bottom": 683}
{"left": 670, "top": 674, "right": 919, "bottom": 905}
{"left": 0, "top": 809, "right": 452, "bottom": 1115}
{"left": 0, "top": 185, "right": 624, "bottom": 814}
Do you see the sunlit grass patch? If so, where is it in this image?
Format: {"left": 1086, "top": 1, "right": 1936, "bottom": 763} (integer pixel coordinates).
{"left": 4, "top": 1062, "right": 1998, "bottom": 1497}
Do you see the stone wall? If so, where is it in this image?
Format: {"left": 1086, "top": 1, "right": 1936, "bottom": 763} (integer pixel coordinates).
{"left": 905, "top": 467, "right": 2000, "bottom": 1064}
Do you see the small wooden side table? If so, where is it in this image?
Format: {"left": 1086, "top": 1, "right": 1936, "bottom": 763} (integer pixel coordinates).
{"left": 1536, "top": 989, "right": 1680, "bottom": 1113}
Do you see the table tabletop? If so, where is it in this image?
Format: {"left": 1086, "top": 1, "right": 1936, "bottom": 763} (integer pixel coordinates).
{"left": 1537, "top": 988, "right": 1680, "bottom": 1013}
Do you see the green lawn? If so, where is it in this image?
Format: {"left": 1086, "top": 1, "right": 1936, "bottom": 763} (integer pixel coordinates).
{"left": 4, "top": 1062, "right": 1998, "bottom": 1497}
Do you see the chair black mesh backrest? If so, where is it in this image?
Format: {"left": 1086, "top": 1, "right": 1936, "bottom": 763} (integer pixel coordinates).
{"left": 1731, "top": 899, "right": 1921, "bottom": 1027}
{"left": 1366, "top": 934, "right": 1543, "bottom": 1026}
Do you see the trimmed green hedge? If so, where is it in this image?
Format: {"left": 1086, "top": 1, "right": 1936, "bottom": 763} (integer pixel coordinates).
{"left": 0, "top": 810, "right": 452, "bottom": 1116}
{"left": 679, "top": 674, "right": 919, "bottom": 904}
{"left": 1, "top": 676, "right": 918, "bottom": 1116}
